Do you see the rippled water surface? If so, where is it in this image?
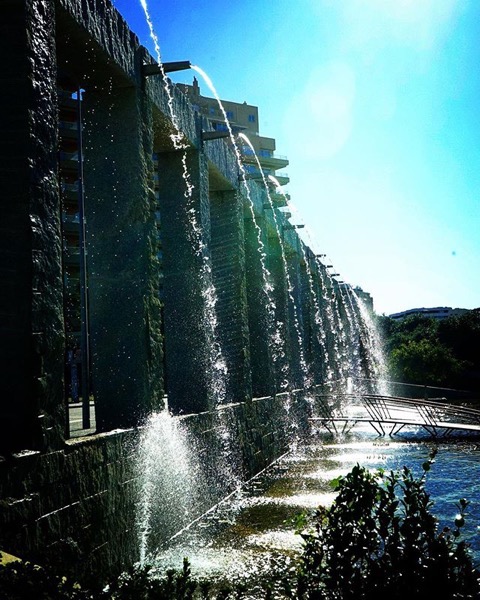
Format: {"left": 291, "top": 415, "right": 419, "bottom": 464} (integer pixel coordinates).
{"left": 150, "top": 424, "right": 480, "bottom": 593}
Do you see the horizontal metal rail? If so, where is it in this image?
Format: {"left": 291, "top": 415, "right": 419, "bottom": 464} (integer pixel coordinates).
{"left": 311, "top": 392, "right": 480, "bottom": 438}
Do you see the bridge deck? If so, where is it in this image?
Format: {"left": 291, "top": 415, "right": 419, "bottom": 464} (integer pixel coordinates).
{"left": 310, "top": 393, "right": 480, "bottom": 438}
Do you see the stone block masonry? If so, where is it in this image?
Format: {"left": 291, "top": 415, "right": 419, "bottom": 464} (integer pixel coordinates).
{"left": 0, "top": 0, "right": 338, "bottom": 585}
{"left": 210, "top": 189, "right": 252, "bottom": 403}
{"left": 83, "top": 85, "right": 163, "bottom": 431}
{"left": 0, "top": 430, "right": 138, "bottom": 584}
{"left": 0, "top": 0, "right": 64, "bottom": 453}
{"left": 0, "top": 394, "right": 293, "bottom": 584}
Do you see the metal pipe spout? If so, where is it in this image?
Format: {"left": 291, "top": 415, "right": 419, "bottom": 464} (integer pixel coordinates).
{"left": 142, "top": 61, "right": 191, "bottom": 77}
{"left": 201, "top": 130, "right": 231, "bottom": 141}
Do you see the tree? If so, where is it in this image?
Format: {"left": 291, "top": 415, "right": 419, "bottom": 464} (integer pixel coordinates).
{"left": 438, "top": 309, "right": 480, "bottom": 391}
{"left": 389, "top": 338, "right": 465, "bottom": 386}
{"left": 378, "top": 311, "right": 479, "bottom": 391}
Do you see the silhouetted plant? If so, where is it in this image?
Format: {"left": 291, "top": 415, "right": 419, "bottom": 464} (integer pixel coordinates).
{"left": 292, "top": 449, "right": 480, "bottom": 599}
{"left": 0, "top": 559, "right": 90, "bottom": 599}
{"left": 100, "top": 558, "right": 238, "bottom": 599}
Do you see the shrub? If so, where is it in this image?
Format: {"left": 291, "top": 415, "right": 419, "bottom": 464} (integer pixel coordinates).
{"left": 100, "top": 558, "right": 237, "bottom": 599}
{"left": 0, "top": 557, "right": 240, "bottom": 600}
{"left": 0, "top": 559, "right": 90, "bottom": 599}
{"left": 293, "top": 450, "right": 480, "bottom": 599}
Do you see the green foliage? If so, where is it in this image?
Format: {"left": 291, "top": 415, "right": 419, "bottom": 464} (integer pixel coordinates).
{"left": 378, "top": 311, "right": 480, "bottom": 389}
{"left": 439, "top": 309, "right": 480, "bottom": 362}
{"left": 389, "top": 338, "right": 465, "bottom": 386}
{"left": 0, "top": 557, "right": 243, "bottom": 600}
{"left": 438, "top": 309, "right": 480, "bottom": 389}
{"left": 292, "top": 450, "right": 480, "bottom": 599}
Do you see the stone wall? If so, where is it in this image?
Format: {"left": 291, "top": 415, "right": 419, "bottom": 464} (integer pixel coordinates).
{"left": 0, "top": 392, "right": 296, "bottom": 584}
{"left": 210, "top": 189, "right": 252, "bottom": 403}
{"left": 0, "top": 0, "right": 337, "bottom": 585}
{"left": 0, "top": 0, "right": 64, "bottom": 454}
{"left": 0, "top": 429, "right": 139, "bottom": 584}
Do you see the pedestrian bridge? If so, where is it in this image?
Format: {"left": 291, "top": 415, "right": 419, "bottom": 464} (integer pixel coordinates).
{"left": 311, "top": 393, "right": 480, "bottom": 438}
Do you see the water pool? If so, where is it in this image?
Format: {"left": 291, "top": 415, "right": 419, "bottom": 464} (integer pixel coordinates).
{"left": 149, "top": 424, "right": 480, "bottom": 593}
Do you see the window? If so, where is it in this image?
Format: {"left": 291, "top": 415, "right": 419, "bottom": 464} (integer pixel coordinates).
{"left": 248, "top": 114, "right": 256, "bottom": 123}
{"left": 242, "top": 145, "right": 254, "bottom": 156}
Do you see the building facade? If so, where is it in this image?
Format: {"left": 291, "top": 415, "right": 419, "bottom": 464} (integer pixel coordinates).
{"left": 177, "top": 77, "right": 290, "bottom": 186}
{"left": 389, "top": 307, "right": 469, "bottom": 321}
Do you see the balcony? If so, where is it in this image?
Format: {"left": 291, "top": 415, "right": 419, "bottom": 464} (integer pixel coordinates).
{"left": 62, "top": 213, "right": 80, "bottom": 234}
{"left": 243, "top": 164, "right": 290, "bottom": 187}
{"left": 241, "top": 148, "right": 289, "bottom": 171}
{"left": 271, "top": 172, "right": 289, "bottom": 186}
{"left": 59, "top": 120, "right": 79, "bottom": 140}
{"left": 62, "top": 181, "right": 79, "bottom": 194}
{"left": 59, "top": 150, "right": 79, "bottom": 172}
{"left": 64, "top": 249, "right": 81, "bottom": 266}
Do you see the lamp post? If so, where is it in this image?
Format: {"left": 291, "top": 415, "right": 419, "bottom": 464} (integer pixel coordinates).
{"left": 76, "top": 87, "right": 91, "bottom": 430}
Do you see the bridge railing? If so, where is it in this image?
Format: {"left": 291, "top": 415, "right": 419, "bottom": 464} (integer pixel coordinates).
{"left": 362, "top": 394, "right": 480, "bottom": 427}
{"left": 312, "top": 391, "right": 480, "bottom": 426}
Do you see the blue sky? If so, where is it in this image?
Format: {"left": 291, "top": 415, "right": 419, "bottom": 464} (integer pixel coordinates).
{"left": 112, "top": 0, "right": 480, "bottom": 315}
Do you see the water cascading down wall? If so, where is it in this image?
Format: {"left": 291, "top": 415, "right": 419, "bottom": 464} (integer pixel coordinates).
{"left": 0, "top": 0, "right": 368, "bottom": 584}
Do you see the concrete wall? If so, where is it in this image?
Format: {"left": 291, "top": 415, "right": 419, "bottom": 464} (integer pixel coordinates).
{"left": 0, "top": 0, "right": 338, "bottom": 584}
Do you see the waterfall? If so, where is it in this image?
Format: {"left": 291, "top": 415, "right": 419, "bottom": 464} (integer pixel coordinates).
{"left": 238, "top": 133, "right": 310, "bottom": 391}
{"left": 134, "top": 0, "right": 393, "bottom": 568}
{"left": 191, "top": 65, "right": 287, "bottom": 389}
{"left": 138, "top": 9, "right": 227, "bottom": 406}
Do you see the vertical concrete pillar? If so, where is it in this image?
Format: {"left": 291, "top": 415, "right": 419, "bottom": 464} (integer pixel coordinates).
{"left": 0, "top": 0, "right": 65, "bottom": 453}
{"left": 243, "top": 213, "right": 275, "bottom": 398}
{"left": 210, "top": 190, "right": 252, "bottom": 403}
{"left": 302, "top": 257, "right": 326, "bottom": 385}
{"left": 285, "top": 244, "right": 308, "bottom": 388}
{"left": 268, "top": 231, "right": 292, "bottom": 391}
{"left": 157, "top": 148, "right": 213, "bottom": 414}
{"left": 83, "top": 86, "right": 163, "bottom": 431}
